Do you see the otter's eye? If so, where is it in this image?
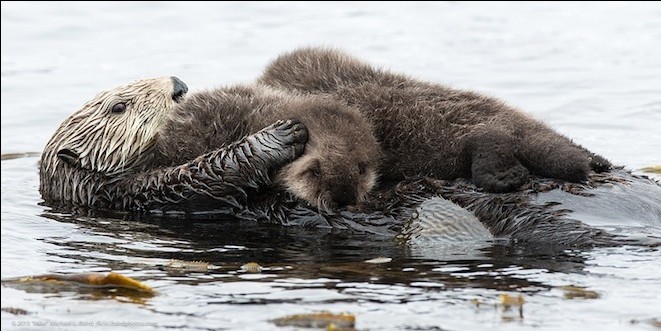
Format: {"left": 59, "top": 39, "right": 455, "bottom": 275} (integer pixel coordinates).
{"left": 358, "top": 162, "right": 367, "bottom": 175}
{"left": 309, "top": 162, "right": 321, "bottom": 178}
{"left": 111, "top": 102, "right": 127, "bottom": 113}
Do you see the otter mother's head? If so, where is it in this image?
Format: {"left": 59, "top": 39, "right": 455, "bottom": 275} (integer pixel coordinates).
{"left": 40, "top": 76, "right": 187, "bottom": 206}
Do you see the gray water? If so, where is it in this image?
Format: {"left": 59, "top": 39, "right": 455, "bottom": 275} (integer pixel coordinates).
{"left": 2, "top": 2, "right": 660, "bottom": 330}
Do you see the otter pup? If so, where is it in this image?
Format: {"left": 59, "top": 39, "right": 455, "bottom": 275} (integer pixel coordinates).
{"left": 259, "top": 47, "right": 612, "bottom": 192}
{"left": 158, "top": 84, "right": 381, "bottom": 211}
{"left": 40, "top": 77, "right": 309, "bottom": 212}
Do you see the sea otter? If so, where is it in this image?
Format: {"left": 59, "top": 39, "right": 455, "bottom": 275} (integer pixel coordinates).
{"left": 39, "top": 77, "right": 309, "bottom": 212}
{"left": 157, "top": 84, "right": 381, "bottom": 211}
{"left": 258, "top": 47, "right": 612, "bottom": 192}
{"left": 40, "top": 77, "right": 380, "bottom": 213}
{"left": 39, "top": 76, "right": 660, "bottom": 248}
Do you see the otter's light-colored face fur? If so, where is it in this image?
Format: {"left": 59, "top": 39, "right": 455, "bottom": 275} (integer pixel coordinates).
{"left": 42, "top": 77, "right": 183, "bottom": 175}
{"left": 277, "top": 132, "right": 380, "bottom": 213}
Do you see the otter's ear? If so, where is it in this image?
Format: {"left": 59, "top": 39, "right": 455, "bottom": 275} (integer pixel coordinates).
{"left": 57, "top": 148, "right": 80, "bottom": 166}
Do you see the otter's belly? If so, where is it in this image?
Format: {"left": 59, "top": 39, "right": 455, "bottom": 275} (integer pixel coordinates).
{"left": 401, "top": 196, "right": 497, "bottom": 259}
{"left": 532, "top": 169, "right": 661, "bottom": 245}
{"left": 403, "top": 197, "right": 493, "bottom": 243}
{"left": 535, "top": 170, "right": 661, "bottom": 226}
{"left": 144, "top": 169, "right": 660, "bottom": 248}
{"left": 430, "top": 169, "right": 661, "bottom": 247}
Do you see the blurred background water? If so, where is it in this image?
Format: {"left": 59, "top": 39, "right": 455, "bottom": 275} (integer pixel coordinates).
{"left": 2, "top": 2, "right": 660, "bottom": 330}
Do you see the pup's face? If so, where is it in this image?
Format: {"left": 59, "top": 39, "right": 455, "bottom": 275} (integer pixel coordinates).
{"left": 277, "top": 125, "right": 381, "bottom": 213}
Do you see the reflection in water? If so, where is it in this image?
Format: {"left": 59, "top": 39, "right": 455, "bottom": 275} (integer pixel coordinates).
{"left": 6, "top": 209, "right": 609, "bottom": 329}
{"left": 39, "top": 210, "right": 589, "bottom": 293}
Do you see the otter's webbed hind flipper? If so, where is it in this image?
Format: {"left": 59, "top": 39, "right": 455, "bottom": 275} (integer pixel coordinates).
{"left": 516, "top": 126, "right": 611, "bottom": 183}
{"left": 466, "top": 129, "right": 529, "bottom": 192}
{"left": 121, "top": 120, "right": 308, "bottom": 212}
{"left": 588, "top": 153, "right": 612, "bottom": 173}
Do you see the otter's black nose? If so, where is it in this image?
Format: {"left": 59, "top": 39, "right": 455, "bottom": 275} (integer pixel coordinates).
{"left": 171, "top": 76, "right": 188, "bottom": 101}
{"left": 332, "top": 185, "right": 357, "bottom": 208}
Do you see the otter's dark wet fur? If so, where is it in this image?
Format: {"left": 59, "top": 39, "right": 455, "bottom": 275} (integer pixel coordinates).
{"left": 40, "top": 72, "right": 659, "bottom": 249}
{"left": 156, "top": 84, "right": 381, "bottom": 211}
{"left": 222, "top": 168, "right": 659, "bottom": 247}
{"left": 259, "top": 47, "right": 612, "bottom": 192}
{"left": 40, "top": 77, "right": 309, "bottom": 212}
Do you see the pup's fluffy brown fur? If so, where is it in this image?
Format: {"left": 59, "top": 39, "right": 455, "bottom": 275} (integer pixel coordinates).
{"left": 259, "top": 47, "right": 611, "bottom": 192}
{"left": 158, "top": 84, "right": 381, "bottom": 210}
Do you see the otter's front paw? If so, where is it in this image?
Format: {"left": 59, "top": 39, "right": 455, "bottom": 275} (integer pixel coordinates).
{"left": 268, "top": 119, "right": 309, "bottom": 159}
{"left": 250, "top": 119, "right": 309, "bottom": 170}
{"left": 472, "top": 161, "right": 529, "bottom": 193}
{"left": 589, "top": 154, "right": 612, "bottom": 173}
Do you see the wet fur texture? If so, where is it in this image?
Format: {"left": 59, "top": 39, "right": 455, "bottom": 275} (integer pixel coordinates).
{"left": 40, "top": 77, "right": 308, "bottom": 212}
{"left": 158, "top": 84, "right": 382, "bottom": 211}
{"left": 215, "top": 167, "right": 660, "bottom": 248}
{"left": 38, "top": 74, "right": 659, "bottom": 249}
{"left": 259, "top": 47, "right": 612, "bottom": 192}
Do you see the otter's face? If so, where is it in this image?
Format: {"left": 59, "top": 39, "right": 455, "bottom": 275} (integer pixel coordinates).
{"left": 42, "top": 77, "right": 187, "bottom": 175}
{"left": 277, "top": 133, "right": 381, "bottom": 213}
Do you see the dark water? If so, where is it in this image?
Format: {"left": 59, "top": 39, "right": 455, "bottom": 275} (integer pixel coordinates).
{"left": 2, "top": 2, "right": 660, "bottom": 330}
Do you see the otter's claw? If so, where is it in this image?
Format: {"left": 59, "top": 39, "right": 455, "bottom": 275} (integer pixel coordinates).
{"left": 249, "top": 119, "right": 309, "bottom": 170}
{"left": 271, "top": 119, "right": 309, "bottom": 150}
{"left": 589, "top": 154, "right": 612, "bottom": 173}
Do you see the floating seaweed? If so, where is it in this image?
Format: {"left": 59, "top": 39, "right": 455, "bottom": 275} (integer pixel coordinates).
{"left": 2, "top": 272, "right": 154, "bottom": 301}
{"left": 559, "top": 286, "right": 600, "bottom": 299}
{"left": 641, "top": 165, "right": 661, "bottom": 174}
{"left": 499, "top": 293, "right": 525, "bottom": 320}
{"left": 240, "top": 262, "right": 263, "bottom": 273}
{"left": 167, "top": 259, "right": 214, "bottom": 272}
{"left": 272, "top": 312, "right": 355, "bottom": 329}
{"left": 499, "top": 293, "right": 525, "bottom": 307}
